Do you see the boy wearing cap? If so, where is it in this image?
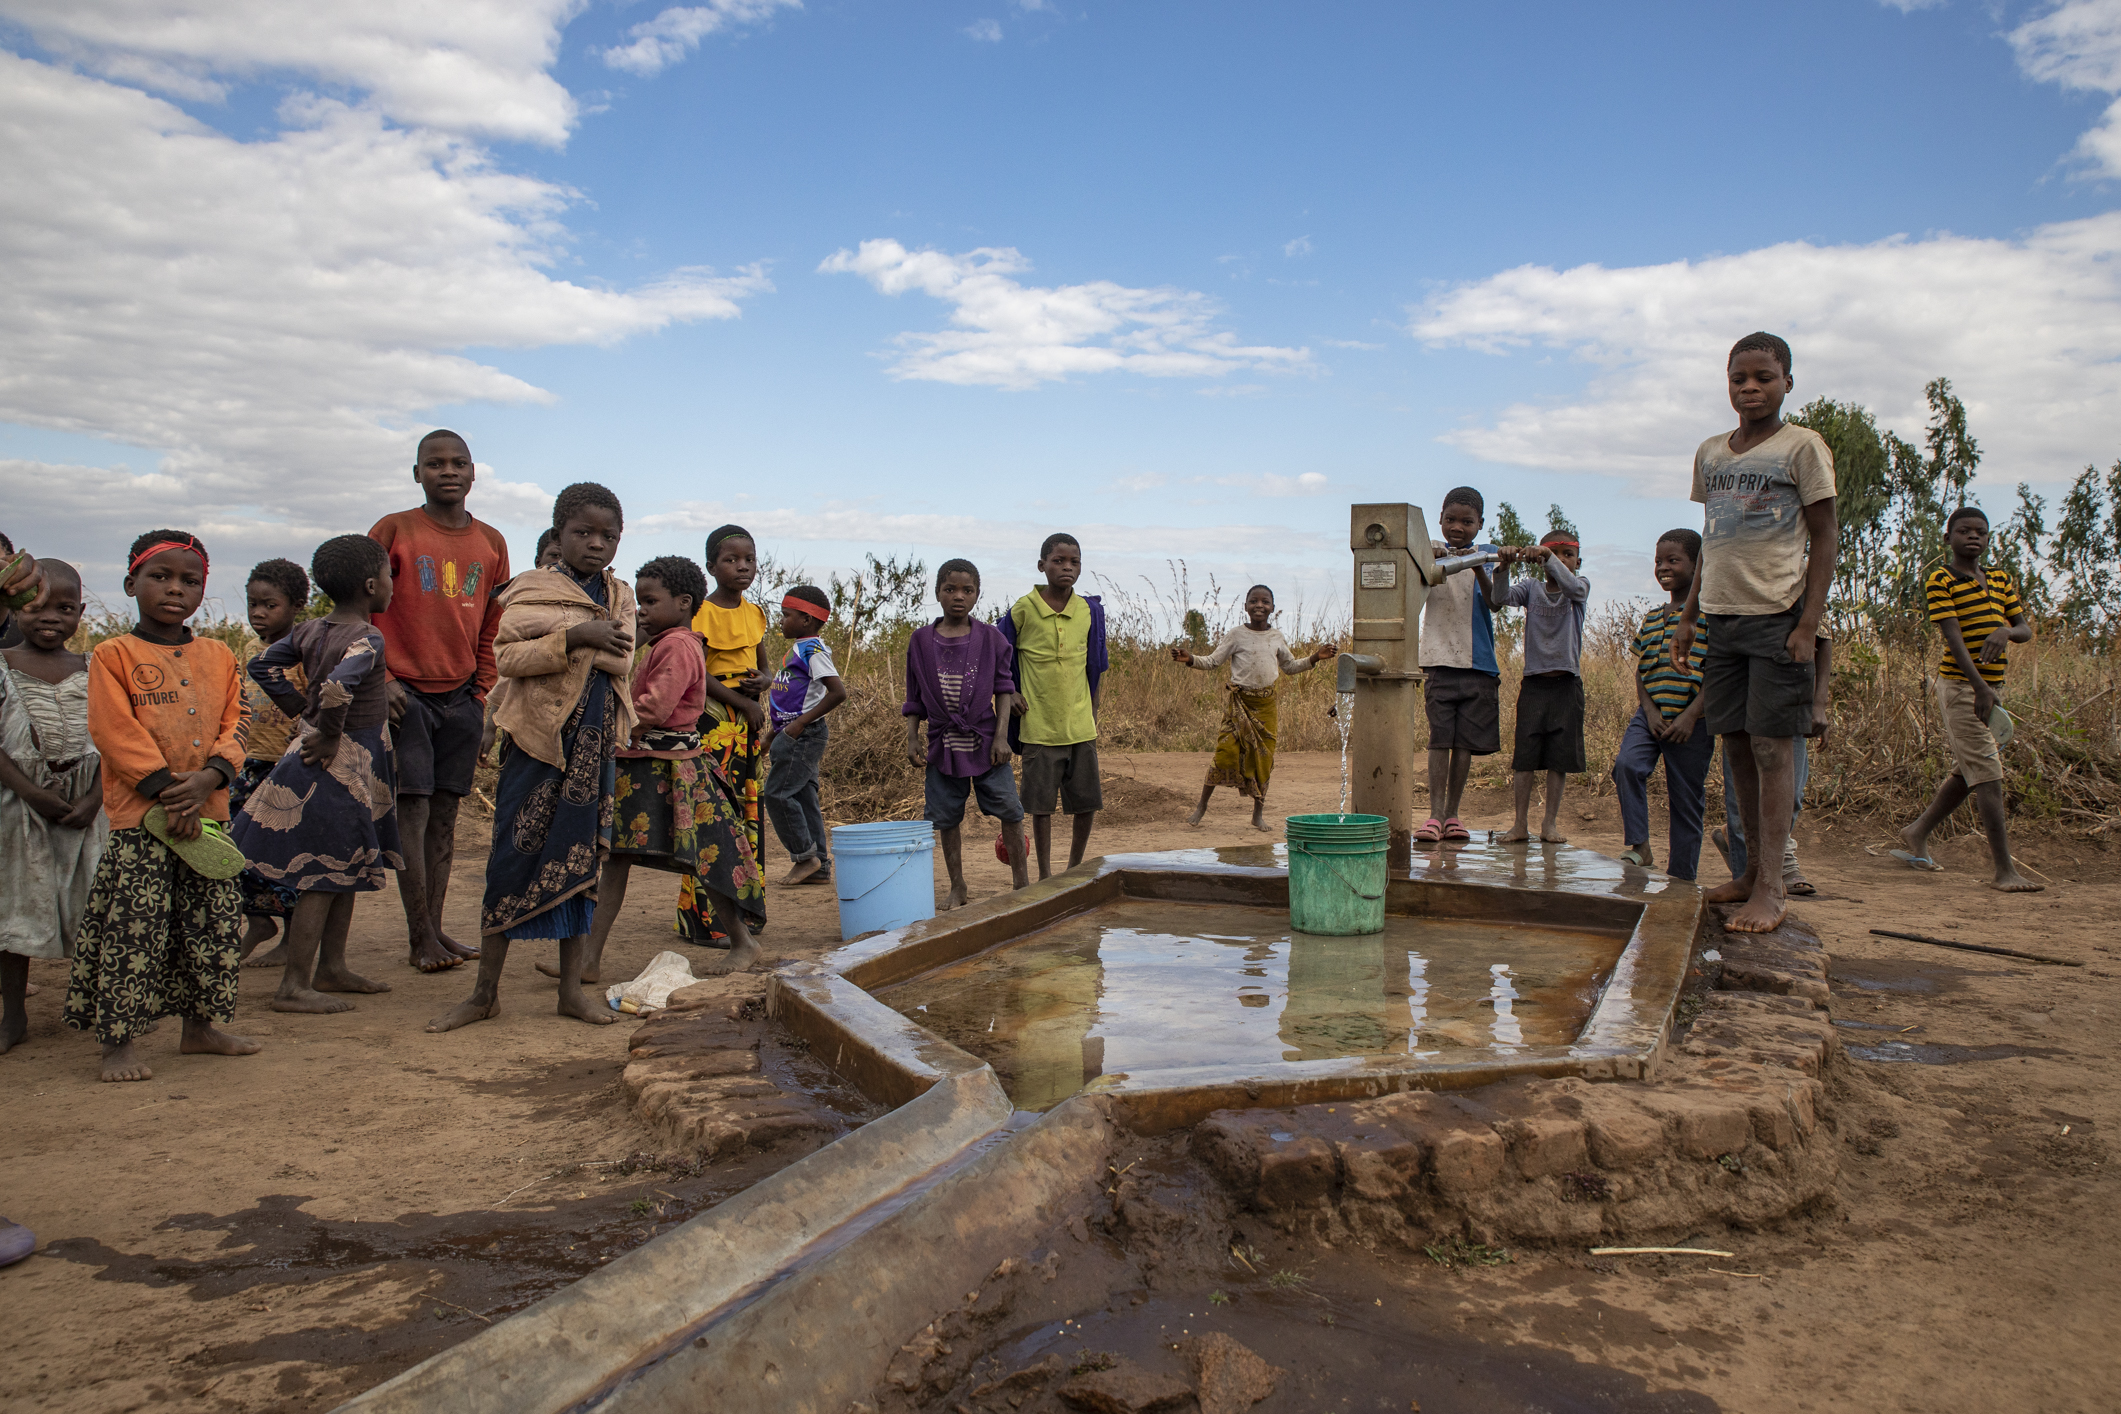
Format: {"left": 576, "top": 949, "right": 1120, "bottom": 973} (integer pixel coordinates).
{"left": 762, "top": 586, "right": 846, "bottom": 886}
{"left": 1486, "top": 532, "right": 1589, "bottom": 844}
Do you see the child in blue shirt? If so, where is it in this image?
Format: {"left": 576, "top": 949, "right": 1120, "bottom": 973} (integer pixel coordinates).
{"left": 763, "top": 585, "right": 846, "bottom": 886}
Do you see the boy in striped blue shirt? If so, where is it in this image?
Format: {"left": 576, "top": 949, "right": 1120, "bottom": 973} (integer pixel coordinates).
{"left": 1611, "top": 530, "right": 1714, "bottom": 879}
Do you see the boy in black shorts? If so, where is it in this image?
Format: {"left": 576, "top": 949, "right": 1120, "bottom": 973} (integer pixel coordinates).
{"left": 1672, "top": 333, "right": 1836, "bottom": 933}
{"left": 368, "top": 430, "right": 511, "bottom": 971}
{"left": 1415, "top": 487, "right": 1502, "bottom": 843}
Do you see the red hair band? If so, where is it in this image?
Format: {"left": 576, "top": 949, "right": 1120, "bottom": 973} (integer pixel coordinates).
{"left": 782, "top": 594, "right": 828, "bottom": 623}
{"left": 1543, "top": 539, "right": 1579, "bottom": 551}
{"left": 128, "top": 539, "right": 208, "bottom": 577}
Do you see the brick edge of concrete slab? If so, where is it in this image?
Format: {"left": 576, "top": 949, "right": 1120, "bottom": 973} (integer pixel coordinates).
{"left": 1189, "top": 911, "right": 1844, "bottom": 1245}
{"left": 330, "top": 1063, "right": 1019, "bottom": 1414}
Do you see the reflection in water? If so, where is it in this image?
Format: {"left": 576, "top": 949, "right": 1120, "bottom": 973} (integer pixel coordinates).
{"left": 878, "top": 899, "right": 1625, "bottom": 1109}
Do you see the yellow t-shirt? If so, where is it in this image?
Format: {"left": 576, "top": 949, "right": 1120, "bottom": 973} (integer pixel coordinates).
{"left": 1010, "top": 590, "right": 1097, "bottom": 746}
{"left": 691, "top": 599, "right": 766, "bottom": 680}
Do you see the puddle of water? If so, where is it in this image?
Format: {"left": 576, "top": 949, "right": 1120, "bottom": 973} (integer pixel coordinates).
{"left": 878, "top": 899, "right": 1627, "bottom": 1109}
{"left": 1847, "top": 1040, "right": 2063, "bottom": 1065}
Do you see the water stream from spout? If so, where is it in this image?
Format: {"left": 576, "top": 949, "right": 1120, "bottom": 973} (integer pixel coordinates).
{"left": 1336, "top": 692, "right": 1354, "bottom": 817}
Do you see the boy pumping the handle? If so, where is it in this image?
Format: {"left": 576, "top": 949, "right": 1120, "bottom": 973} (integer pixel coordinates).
{"left": 1417, "top": 488, "right": 1504, "bottom": 843}
{"left": 905, "top": 560, "right": 1028, "bottom": 908}
{"left": 1487, "top": 531, "right": 1590, "bottom": 844}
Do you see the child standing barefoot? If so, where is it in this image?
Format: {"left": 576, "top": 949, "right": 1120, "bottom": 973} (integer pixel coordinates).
{"left": 229, "top": 537, "right": 403, "bottom": 1013}
{"left": 1, "top": 562, "right": 106, "bottom": 1055}
{"left": 1172, "top": 584, "right": 1336, "bottom": 832}
{"left": 430, "top": 484, "right": 635, "bottom": 1033}
{"left": 547, "top": 555, "right": 764, "bottom": 986}
{"left": 676, "top": 525, "right": 771, "bottom": 939}
{"left": 905, "top": 560, "right": 1028, "bottom": 906}
{"left": 231, "top": 558, "right": 309, "bottom": 968}
{"left": 65, "top": 531, "right": 260, "bottom": 1082}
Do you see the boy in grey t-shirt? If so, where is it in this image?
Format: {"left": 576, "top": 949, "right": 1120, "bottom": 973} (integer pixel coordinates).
{"left": 1485, "top": 531, "right": 1588, "bottom": 844}
{"left": 1672, "top": 331, "right": 1836, "bottom": 935}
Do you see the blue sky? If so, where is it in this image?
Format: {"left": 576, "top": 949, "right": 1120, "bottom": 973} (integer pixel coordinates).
{"left": 4, "top": 0, "right": 2119, "bottom": 623}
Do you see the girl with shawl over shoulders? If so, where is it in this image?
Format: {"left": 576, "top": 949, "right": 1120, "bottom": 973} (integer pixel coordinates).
{"left": 428, "top": 484, "right": 636, "bottom": 1034}
{"left": 1170, "top": 585, "right": 1337, "bottom": 832}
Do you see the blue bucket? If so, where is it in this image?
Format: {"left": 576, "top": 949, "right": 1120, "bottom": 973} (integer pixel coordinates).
{"left": 830, "top": 820, "right": 937, "bottom": 941}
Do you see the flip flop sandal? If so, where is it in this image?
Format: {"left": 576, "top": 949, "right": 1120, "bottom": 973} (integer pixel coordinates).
{"left": 1619, "top": 848, "right": 1649, "bottom": 867}
{"left": 1888, "top": 850, "right": 1945, "bottom": 873}
{"left": 1414, "top": 818, "right": 1444, "bottom": 844}
{"left": 0, "top": 1217, "right": 34, "bottom": 1268}
{"left": 1784, "top": 873, "right": 1817, "bottom": 896}
{"left": 1441, "top": 818, "right": 1472, "bottom": 842}
{"left": 143, "top": 804, "right": 247, "bottom": 880}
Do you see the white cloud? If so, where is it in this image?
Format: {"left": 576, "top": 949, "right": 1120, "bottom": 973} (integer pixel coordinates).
{"left": 0, "top": 0, "right": 588, "bottom": 144}
{"left": 2007, "top": 0, "right": 2121, "bottom": 176}
{"left": 0, "top": 51, "right": 768, "bottom": 580}
{"left": 818, "top": 239, "right": 1312, "bottom": 389}
{"left": 1876, "top": 0, "right": 1944, "bottom": 11}
{"left": 1408, "top": 213, "right": 2121, "bottom": 493}
{"left": 1321, "top": 338, "right": 1384, "bottom": 351}
{"left": 964, "top": 18, "right": 1003, "bottom": 42}
{"left": 1283, "top": 236, "right": 1313, "bottom": 258}
{"left": 1013, "top": 0, "right": 1054, "bottom": 12}
{"left": 602, "top": 0, "right": 801, "bottom": 78}
{"left": 1213, "top": 472, "right": 1328, "bottom": 497}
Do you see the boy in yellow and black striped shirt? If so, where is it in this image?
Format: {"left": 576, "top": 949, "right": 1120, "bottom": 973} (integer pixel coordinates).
{"left": 1894, "top": 506, "right": 2040, "bottom": 891}
{"left": 1610, "top": 529, "right": 1715, "bottom": 879}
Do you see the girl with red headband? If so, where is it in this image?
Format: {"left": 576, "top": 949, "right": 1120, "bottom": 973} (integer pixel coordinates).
{"left": 64, "top": 529, "right": 262, "bottom": 1082}
{"left": 1485, "top": 530, "right": 1591, "bottom": 846}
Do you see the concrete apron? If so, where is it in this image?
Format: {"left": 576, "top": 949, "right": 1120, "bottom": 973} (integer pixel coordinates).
{"left": 334, "top": 1070, "right": 1115, "bottom": 1414}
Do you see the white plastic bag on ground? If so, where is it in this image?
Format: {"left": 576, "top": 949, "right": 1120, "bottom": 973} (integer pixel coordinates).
{"left": 606, "top": 950, "right": 698, "bottom": 1014}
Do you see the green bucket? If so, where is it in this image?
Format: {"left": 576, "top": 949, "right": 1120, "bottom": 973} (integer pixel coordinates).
{"left": 1285, "top": 813, "right": 1389, "bottom": 935}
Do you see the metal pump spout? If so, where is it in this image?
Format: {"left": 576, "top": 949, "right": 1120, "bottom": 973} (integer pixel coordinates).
{"left": 1431, "top": 549, "right": 1500, "bottom": 580}
{"left": 1336, "top": 652, "right": 1385, "bottom": 694}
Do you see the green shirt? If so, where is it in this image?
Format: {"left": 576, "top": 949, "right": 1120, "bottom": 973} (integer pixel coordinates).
{"left": 1010, "top": 590, "right": 1097, "bottom": 745}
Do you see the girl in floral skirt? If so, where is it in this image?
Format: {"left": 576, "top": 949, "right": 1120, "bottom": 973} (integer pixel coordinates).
{"left": 229, "top": 536, "right": 403, "bottom": 1015}
{"left": 552, "top": 555, "right": 764, "bottom": 984}
{"left": 675, "top": 524, "right": 770, "bottom": 946}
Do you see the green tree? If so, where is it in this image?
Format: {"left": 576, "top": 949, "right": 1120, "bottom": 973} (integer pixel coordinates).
{"left": 2051, "top": 460, "right": 2121, "bottom": 646}
{"left": 1545, "top": 503, "right": 1578, "bottom": 541}
{"left": 1788, "top": 396, "right": 1892, "bottom": 632}
{"left": 1990, "top": 483, "right": 2053, "bottom": 627}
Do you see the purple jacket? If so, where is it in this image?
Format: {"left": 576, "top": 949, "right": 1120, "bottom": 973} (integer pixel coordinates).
{"left": 902, "top": 620, "right": 1018, "bottom": 776}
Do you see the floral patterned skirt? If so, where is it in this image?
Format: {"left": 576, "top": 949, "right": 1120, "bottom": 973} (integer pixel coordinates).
{"left": 614, "top": 750, "right": 764, "bottom": 930}
{"left": 675, "top": 692, "right": 766, "bottom": 944}
{"left": 482, "top": 674, "right": 615, "bottom": 940}
{"left": 64, "top": 827, "right": 242, "bottom": 1045}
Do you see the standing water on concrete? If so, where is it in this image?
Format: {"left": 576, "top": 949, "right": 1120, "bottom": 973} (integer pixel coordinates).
{"left": 877, "top": 898, "right": 1628, "bottom": 1110}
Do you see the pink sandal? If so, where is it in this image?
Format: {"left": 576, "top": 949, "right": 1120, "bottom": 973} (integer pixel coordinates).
{"left": 1414, "top": 818, "right": 1444, "bottom": 844}
{"left": 1441, "top": 817, "right": 1472, "bottom": 842}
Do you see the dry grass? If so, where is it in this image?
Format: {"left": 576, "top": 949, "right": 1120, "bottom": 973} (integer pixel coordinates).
{"left": 71, "top": 574, "right": 2117, "bottom": 844}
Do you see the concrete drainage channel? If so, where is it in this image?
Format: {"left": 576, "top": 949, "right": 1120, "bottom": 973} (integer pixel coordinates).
{"left": 336, "top": 843, "right": 1851, "bottom": 1412}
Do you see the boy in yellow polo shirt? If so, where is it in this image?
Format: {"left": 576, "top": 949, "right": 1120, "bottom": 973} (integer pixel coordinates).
{"left": 1001, "top": 533, "right": 1108, "bottom": 879}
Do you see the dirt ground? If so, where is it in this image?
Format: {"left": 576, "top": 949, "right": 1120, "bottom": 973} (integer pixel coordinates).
{"left": 3, "top": 751, "right": 2116, "bottom": 1413}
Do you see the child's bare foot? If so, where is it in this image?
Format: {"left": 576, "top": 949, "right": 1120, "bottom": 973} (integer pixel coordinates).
{"left": 1724, "top": 882, "right": 1788, "bottom": 934}
{"left": 23, "top": 981, "right": 36, "bottom": 997}
{"left": 534, "top": 959, "right": 602, "bottom": 984}
{"left": 99, "top": 1040, "right": 152, "bottom": 1082}
{"left": 940, "top": 884, "right": 969, "bottom": 912}
{"left": 180, "top": 1019, "right": 262, "bottom": 1056}
{"left": 242, "top": 942, "right": 291, "bottom": 970}
{"left": 426, "top": 997, "right": 500, "bottom": 1033}
{"left": 701, "top": 938, "right": 761, "bottom": 976}
{"left": 2, "top": 1012, "right": 29, "bottom": 1054}
{"left": 1990, "top": 868, "right": 2044, "bottom": 893}
{"left": 438, "top": 931, "right": 480, "bottom": 961}
{"left": 314, "top": 964, "right": 391, "bottom": 994}
{"left": 1498, "top": 826, "right": 1530, "bottom": 843}
{"left": 1896, "top": 821, "right": 1931, "bottom": 861}
{"left": 1538, "top": 833, "right": 1568, "bottom": 844}
{"left": 1702, "top": 875, "right": 1754, "bottom": 904}
{"left": 1186, "top": 809, "right": 1206, "bottom": 828}
{"left": 556, "top": 984, "right": 618, "bottom": 1025}
{"left": 408, "top": 937, "right": 464, "bottom": 973}
{"left": 1250, "top": 803, "right": 1270, "bottom": 833}
{"left": 272, "top": 987, "right": 355, "bottom": 1014}
{"left": 781, "top": 857, "right": 823, "bottom": 886}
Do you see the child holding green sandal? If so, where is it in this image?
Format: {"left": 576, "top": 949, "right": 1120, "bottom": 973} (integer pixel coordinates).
{"left": 66, "top": 530, "right": 260, "bottom": 1082}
